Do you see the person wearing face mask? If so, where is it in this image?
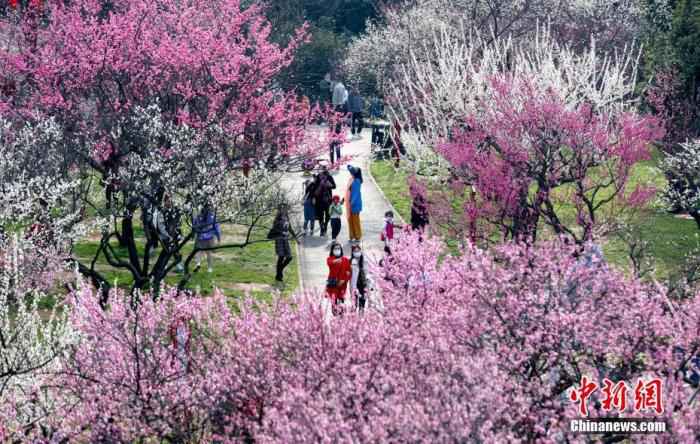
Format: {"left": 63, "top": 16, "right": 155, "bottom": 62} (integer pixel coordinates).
{"left": 326, "top": 241, "right": 351, "bottom": 315}
{"left": 349, "top": 245, "right": 369, "bottom": 312}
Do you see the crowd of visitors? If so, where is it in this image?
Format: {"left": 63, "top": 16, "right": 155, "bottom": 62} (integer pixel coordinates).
{"left": 138, "top": 78, "right": 430, "bottom": 306}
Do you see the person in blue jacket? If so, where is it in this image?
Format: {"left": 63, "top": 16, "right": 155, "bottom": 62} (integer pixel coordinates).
{"left": 346, "top": 165, "right": 363, "bottom": 242}
{"left": 193, "top": 203, "right": 221, "bottom": 273}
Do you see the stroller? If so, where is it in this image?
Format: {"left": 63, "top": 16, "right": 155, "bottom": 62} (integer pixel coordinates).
{"left": 370, "top": 120, "right": 392, "bottom": 160}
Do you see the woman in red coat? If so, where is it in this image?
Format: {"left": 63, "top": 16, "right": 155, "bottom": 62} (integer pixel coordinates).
{"left": 326, "top": 241, "right": 351, "bottom": 315}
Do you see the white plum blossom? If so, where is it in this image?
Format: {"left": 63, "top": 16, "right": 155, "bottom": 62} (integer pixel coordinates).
{"left": 0, "top": 237, "right": 78, "bottom": 438}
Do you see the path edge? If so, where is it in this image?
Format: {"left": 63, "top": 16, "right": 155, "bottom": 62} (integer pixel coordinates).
{"left": 364, "top": 158, "right": 406, "bottom": 226}
{"left": 295, "top": 239, "right": 305, "bottom": 292}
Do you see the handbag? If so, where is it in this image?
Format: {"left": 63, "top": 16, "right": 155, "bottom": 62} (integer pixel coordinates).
{"left": 267, "top": 227, "right": 280, "bottom": 240}
{"left": 326, "top": 277, "right": 338, "bottom": 289}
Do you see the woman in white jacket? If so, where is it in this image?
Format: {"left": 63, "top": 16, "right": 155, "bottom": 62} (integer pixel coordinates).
{"left": 349, "top": 244, "right": 370, "bottom": 311}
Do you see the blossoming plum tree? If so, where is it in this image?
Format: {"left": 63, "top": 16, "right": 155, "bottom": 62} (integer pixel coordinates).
{"left": 21, "top": 233, "right": 700, "bottom": 442}
{"left": 0, "top": 236, "right": 76, "bottom": 441}
{"left": 387, "top": 28, "right": 663, "bottom": 244}
{"left": 437, "top": 77, "right": 663, "bottom": 244}
{"left": 343, "top": 0, "right": 644, "bottom": 96}
{"left": 0, "top": 0, "right": 322, "bottom": 297}
{"left": 43, "top": 285, "right": 233, "bottom": 443}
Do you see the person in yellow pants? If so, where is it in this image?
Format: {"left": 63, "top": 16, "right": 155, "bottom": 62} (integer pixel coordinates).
{"left": 345, "top": 165, "right": 363, "bottom": 242}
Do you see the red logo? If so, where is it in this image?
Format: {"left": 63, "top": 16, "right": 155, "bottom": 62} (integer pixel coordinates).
{"left": 569, "top": 376, "right": 664, "bottom": 417}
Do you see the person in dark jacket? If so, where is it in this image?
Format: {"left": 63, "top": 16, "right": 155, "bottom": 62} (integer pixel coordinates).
{"left": 271, "top": 203, "right": 296, "bottom": 282}
{"left": 369, "top": 97, "right": 385, "bottom": 145}
{"left": 313, "top": 165, "right": 336, "bottom": 236}
{"left": 347, "top": 87, "right": 365, "bottom": 138}
{"left": 302, "top": 178, "right": 317, "bottom": 236}
{"left": 411, "top": 193, "right": 429, "bottom": 232}
{"left": 349, "top": 244, "right": 369, "bottom": 312}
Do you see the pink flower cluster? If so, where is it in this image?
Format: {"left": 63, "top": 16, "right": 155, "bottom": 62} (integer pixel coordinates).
{"left": 433, "top": 76, "right": 664, "bottom": 243}
{"left": 10, "top": 233, "right": 698, "bottom": 442}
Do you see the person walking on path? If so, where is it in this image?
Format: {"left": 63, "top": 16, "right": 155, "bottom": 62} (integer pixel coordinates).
{"left": 345, "top": 165, "right": 363, "bottom": 242}
{"left": 326, "top": 241, "right": 351, "bottom": 316}
{"left": 269, "top": 204, "right": 296, "bottom": 282}
{"left": 302, "top": 178, "right": 317, "bottom": 236}
{"left": 193, "top": 203, "right": 221, "bottom": 273}
{"left": 314, "top": 166, "right": 336, "bottom": 236}
{"left": 349, "top": 244, "right": 369, "bottom": 312}
{"left": 369, "top": 96, "right": 384, "bottom": 120}
{"left": 347, "top": 87, "right": 364, "bottom": 139}
{"left": 329, "top": 110, "right": 344, "bottom": 166}
{"left": 332, "top": 80, "right": 348, "bottom": 113}
{"left": 369, "top": 96, "right": 385, "bottom": 145}
{"left": 329, "top": 195, "right": 344, "bottom": 241}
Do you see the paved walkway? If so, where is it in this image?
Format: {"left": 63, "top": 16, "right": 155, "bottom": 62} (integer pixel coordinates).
{"left": 291, "top": 127, "right": 403, "bottom": 293}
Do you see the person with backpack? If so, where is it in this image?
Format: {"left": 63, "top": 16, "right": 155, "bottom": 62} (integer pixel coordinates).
{"left": 345, "top": 165, "right": 363, "bottom": 242}
{"left": 349, "top": 244, "right": 370, "bottom": 312}
{"left": 193, "top": 203, "right": 221, "bottom": 273}
{"left": 326, "top": 241, "right": 351, "bottom": 316}
{"left": 329, "top": 195, "right": 344, "bottom": 241}
{"left": 269, "top": 203, "right": 296, "bottom": 282}
{"left": 302, "top": 178, "right": 317, "bottom": 236}
{"left": 313, "top": 166, "right": 336, "bottom": 237}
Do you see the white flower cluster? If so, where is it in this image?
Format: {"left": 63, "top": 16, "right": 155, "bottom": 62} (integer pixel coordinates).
{"left": 0, "top": 118, "right": 96, "bottom": 248}
{"left": 107, "top": 104, "right": 290, "bottom": 227}
{"left": 386, "top": 24, "right": 642, "bottom": 178}
{"left": 661, "top": 139, "right": 700, "bottom": 213}
{"left": 392, "top": 25, "right": 641, "bottom": 144}
{"left": 343, "top": 0, "right": 644, "bottom": 96}
{"left": 0, "top": 237, "right": 78, "bottom": 435}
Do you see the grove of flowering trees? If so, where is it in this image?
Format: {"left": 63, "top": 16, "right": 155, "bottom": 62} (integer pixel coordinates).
{"left": 384, "top": 27, "right": 664, "bottom": 244}
{"left": 342, "top": 0, "right": 646, "bottom": 95}
{"left": 4, "top": 0, "right": 700, "bottom": 442}
{"left": 3, "top": 233, "right": 700, "bottom": 442}
{"left": 0, "top": 0, "right": 325, "bottom": 296}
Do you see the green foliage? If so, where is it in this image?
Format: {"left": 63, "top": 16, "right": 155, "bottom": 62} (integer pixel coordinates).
{"left": 279, "top": 23, "right": 348, "bottom": 102}
{"left": 261, "top": 0, "right": 396, "bottom": 100}
{"left": 671, "top": 0, "right": 700, "bottom": 95}
{"left": 644, "top": 0, "right": 700, "bottom": 102}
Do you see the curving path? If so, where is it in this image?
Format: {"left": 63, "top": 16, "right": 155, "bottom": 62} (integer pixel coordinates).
{"left": 292, "top": 127, "right": 404, "bottom": 293}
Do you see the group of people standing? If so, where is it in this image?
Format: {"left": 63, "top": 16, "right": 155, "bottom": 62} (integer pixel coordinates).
{"left": 269, "top": 79, "right": 432, "bottom": 310}
{"left": 302, "top": 164, "right": 364, "bottom": 243}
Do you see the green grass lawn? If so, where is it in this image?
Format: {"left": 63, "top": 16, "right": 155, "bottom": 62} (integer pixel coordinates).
{"left": 72, "top": 223, "right": 299, "bottom": 309}
{"left": 370, "top": 158, "right": 699, "bottom": 279}
{"left": 370, "top": 161, "right": 412, "bottom": 221}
